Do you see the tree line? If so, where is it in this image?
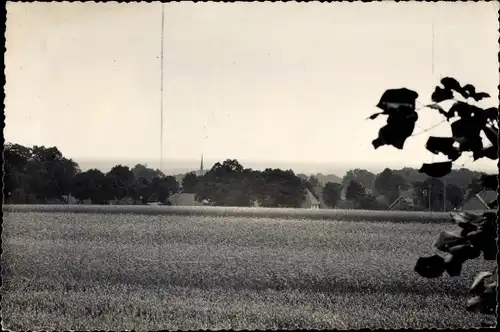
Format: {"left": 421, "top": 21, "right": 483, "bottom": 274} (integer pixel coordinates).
{"left": 4, "top": 142, "right": 493, "bottom": 210}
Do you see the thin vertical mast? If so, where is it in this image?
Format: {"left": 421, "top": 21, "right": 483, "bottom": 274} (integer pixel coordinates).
{"left": 160, "top": 3, "right": 165, "bottom": 172}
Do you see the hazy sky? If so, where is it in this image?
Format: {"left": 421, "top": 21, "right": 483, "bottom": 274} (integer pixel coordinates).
{"left": 5, "top": 2, "right": 499, "bottom": 174}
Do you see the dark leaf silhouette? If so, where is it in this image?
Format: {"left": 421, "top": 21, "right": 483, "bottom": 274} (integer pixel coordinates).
{"left": 443, "top": 253, "right": 463, "bottom": 276}
{"left": 483, "top": 107, "right": 498, "bottom": 120}
{"left": 431, "top": 86, "right": 454, "bottom": 103}
{"left": 376, "top": 88, "right": 418, "bottom": 112}
{"left": 433, "top": 230, "right": 467, "bottom": 253}
{"left": 471, "top": 92, "right": 490, "bottom": 102}
{"left": 368, "top": 112, "right": 384, "bottom": 120}
{"left": 461, "top": 84, "right": 476, "bottom": 98}
{"left": 441, "top": 77, "right": 464, "bottom": 96}
{"left": 482, "top": 239, "right": 497, "bottom": 260}
{"left": 473, "top": 145, "right": 498, "bottom": 161}
{"left": 414, "top": 255, "right": 445, "bottom": 279}
{"left": 372, "top": 109, "right": 418, "bottom": 150}
{"left": 451, "top": 118, "right": 484, "bottom": 152}
{"left": 469, "top": 271, "right": 492, "bottom": 296}
{"left": 480, "top": 174, "right": 498, "bottom": 191}
{"left": 372, "top": 78, "right": 497, "bottom": 317}
{"left": 449, "top": 244, "right": 481, "bottom": 260}
{"left": 487, "top": 199, "right": 498, "bottom": 209}
{"left": 418, "top": 161, "right": 452, "bottom": 178}
{"left": 448, "top": 102, "right": 482, "bottom": 119}
{"left": 425, "top": 136, "right": 461, "bottom": 161}
{"left": 467, "top": 268, "right": 497, "bottom": 314}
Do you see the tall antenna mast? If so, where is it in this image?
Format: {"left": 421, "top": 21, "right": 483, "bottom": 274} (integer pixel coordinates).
{"left": 160, "top": 3, "right": 165, "bottom": 172}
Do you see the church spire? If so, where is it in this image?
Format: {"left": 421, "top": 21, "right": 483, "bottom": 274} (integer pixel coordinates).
{"left": 200, "top": 154, "right": 204, "bottom": 174}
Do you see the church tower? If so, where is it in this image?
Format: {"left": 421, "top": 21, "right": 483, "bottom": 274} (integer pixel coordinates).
{"left": 199, "top": 154, "right": 205, "bottom": 176}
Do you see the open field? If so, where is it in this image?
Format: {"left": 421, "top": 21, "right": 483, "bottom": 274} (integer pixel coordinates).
{"left": 1, "top": 210, "right": 495, "bottom": 330}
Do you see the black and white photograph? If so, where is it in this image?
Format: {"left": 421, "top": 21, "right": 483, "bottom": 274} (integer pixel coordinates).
{"left": 2, "top": 1, "right": 498, "bottom": 330}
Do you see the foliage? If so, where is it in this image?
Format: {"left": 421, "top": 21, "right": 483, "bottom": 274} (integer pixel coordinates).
{"left": 341, "top": 169, "right": 376, "bottom": 193}
{"left": 374, "top": 168, "right": 408, "bottom": 203}
{"left": 322, "top": 182, "right": 342, "bottom": 208}
{"left": 370, "top": 77, "right": 498, "bottom": 318}
{"left": 181, "top": 172, "right": 199, "bottom": 193}
{"left": 345, "top": 180, "right": 366, "bottom": 204}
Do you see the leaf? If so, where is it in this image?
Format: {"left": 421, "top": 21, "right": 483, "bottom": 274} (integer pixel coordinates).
{"left": 368, "top": 112, "right": 384, "bottom": 120}
{"left": 462, "top": 84, "right": 476, "bottom": 98}
{"left": 443, "top": 253, "right": 463, "bottom": 276}
{"left": 376, "top": 88, "right": 419, "bottom": 112}
{"left": 469, "top": 271, "right": 493, "bottom": 296}
{"left": 433, "top": 230, "right": 467, "bottom": 253}
{"left": 431, "top": 86, "right": 454, "bottom": 103}
{"left": 418, "top": 161, "right": 452, "bottom": 178}
{"left": 480, "top": 174, "right": 498, "bottom": 191}
{"left": 483, "top": 107, "right": 498, "bottom": 120}
{"left": 473, "top": 145, "right": 498, "bottom": 161}
{"left": 482, "top": 239, "right": 497, "bottom": 260}
{"left": 472, "top": 92, "right": 490, "bottom": 102}
{"left": 373, "top": 110, "right": 417, "bottom": 150}
{"left": 425, "top": 136, "right": 461, "bottom": 161}
{"left": 414, "top": 255, "right": 445, "bottom": 279}
{"left": 487, "top": 198, "right": 498, "bottom": 209}
{"left": 372, "top": 137, "right": 384, "bottom": 149}
{"left": 441, "top": 77, "right": 464, "bottom": 96}
{"left": 448, "top": 102, "right": 481, "bottom": 119}
{"left": 451, "top": 212, "right": 480, "bottom": 229}
{"left": 449, "top": 244, "right": 481, "bottom": 260}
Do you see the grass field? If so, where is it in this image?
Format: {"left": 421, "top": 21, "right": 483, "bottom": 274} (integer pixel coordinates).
{"left": 1, "top": 211, "right": 494, "bottom": 330}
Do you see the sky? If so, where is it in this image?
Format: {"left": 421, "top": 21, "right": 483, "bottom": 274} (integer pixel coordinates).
{"left": 5, "top": 2, "right": 499, "bottom": 175}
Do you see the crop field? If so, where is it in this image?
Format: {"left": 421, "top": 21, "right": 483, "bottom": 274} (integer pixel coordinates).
{"left": 1, "top": 211, "right": 495, "bottom": 330}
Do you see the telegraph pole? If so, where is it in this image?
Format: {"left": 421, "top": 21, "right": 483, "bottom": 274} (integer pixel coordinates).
{"left": 443, "top": 179, "right": 446, "bottom": 212}
{"left": 428, "top": 185, "right": 432, "bottom": 213}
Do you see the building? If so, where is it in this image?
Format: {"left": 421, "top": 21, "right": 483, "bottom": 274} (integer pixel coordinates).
{"left": 302, "top": 188, "right": 321, "bottom": 209}
{"left": 460, "top": 190, "right": 497, "bottom": 212}
{"left": 388, "top": 190, "right": 415, "bottom": 211}
{"left": 196, "top": 155, "right": 206, "bottom": 177}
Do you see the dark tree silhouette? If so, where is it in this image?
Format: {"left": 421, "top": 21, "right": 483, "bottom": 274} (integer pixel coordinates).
{"left": 322, "top": 182, "right": 342, "bottom": 208}
{"left": 181, "top": 172, "right": 199, "bottom": 193}
{"left": 369, "top": 77, "right": 497, "bottom": 318}
{"left": 345, "top": 180, "right": 366, "bottom": 205}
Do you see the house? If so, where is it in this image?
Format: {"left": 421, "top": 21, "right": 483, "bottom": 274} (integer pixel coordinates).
{"left": 302, "top": 189, "right": 321, "bottom": 209}
{"left": 460, "top": 190, "right": 497, "bottom": 212}
{"left": 388, "top": 190, "right": 415, "bottom": 211}
{"left": 146, "top": 201, "right": 165, "bottom": 206}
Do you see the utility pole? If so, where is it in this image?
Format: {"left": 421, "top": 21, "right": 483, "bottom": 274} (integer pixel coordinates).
{"left": 443, "top": 178, "right": 446, "bottom": 212}
{"left": 428, "top": 184, "right": 432, "bottom": 213}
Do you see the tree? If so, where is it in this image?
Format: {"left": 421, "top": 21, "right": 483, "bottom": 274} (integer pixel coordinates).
{"left": 131, "top": 164, "right": 164, "bottom": 182}
{"left": 181, "top": 172, "right": 199, "bottom": 193}
{"left": 342, "top": 169, "right": 376, "bottom": 193}
{"left": 345, "top": 179, "right": 366, "bottom": 206}
{"left": 446, "top": 183, "right": 464, "bottom": 211}
{"left": 25, "top": 145, "right": 80, "bottom": 202}
{"left": 369, "top": 77, "right": 497, "bottom": 319}
{"left": 151, "top": 176, "right": 179, "bottom": 203}
{"left": 258, "top": 168, "right": 306, "bottom": 208}
{"left": 322, "top": 182, "right": 342, "bottom": 208}
{"left": 106, "top": 165, "right": 135, "bottom": 200}
{"left": 374, "top": 168, "right": 408, "bottom": 202}
{"left": 3, "top": 143, "right": 32, "bottom": 202}
{"left": 71, "top": 169, "right": 109, "bottom": 204}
